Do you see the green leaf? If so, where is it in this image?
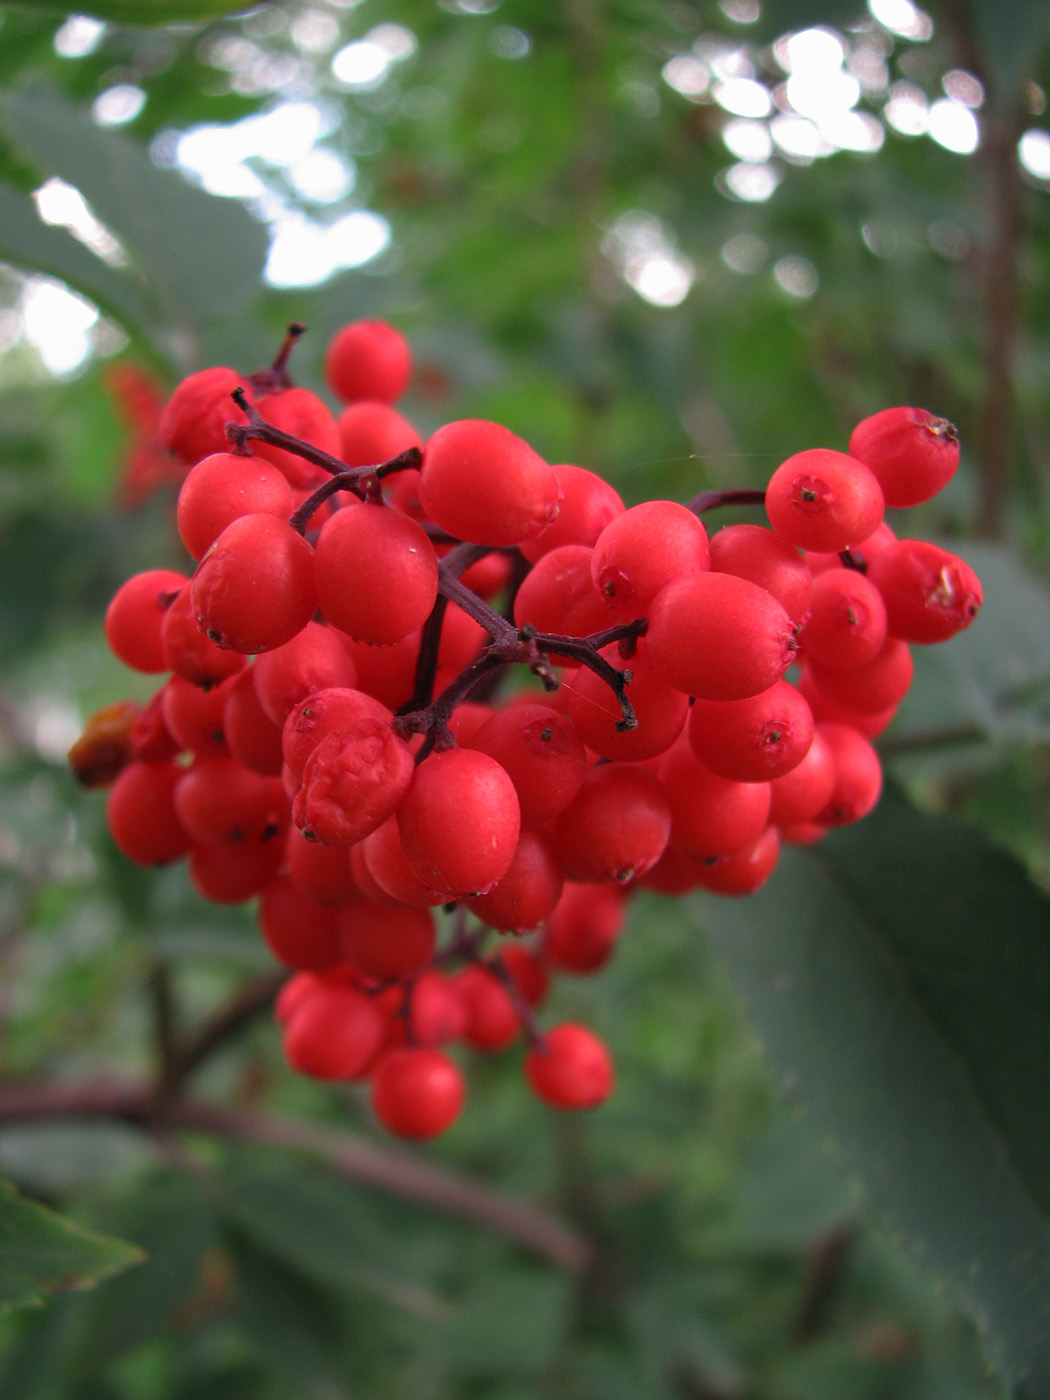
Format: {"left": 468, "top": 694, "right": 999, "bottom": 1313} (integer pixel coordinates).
{"left": 219, "top": 1158, "right": 389, "bottom": 1290}
{"left": 698, "top": 788, "right": 1050, "bottom": 1398}
{"left": 225, "top": 1233, "right": 345, "bottom": 1386}
{"left": 714, "top": 1112, "right": 859, "bottom": 1253}
{"left": 84, "top": 1171, "right": 218, "bottom": 1356}
{"left": 0, "top": 82, "right": 269, "bottom": 338}
{"left": 0, "top": 181, "right": 160, "bottom": 342}
{"left": 1, "top": 0, "right": 257, "bottom": 25}
{"left": 0, "top": 1177, "right": 143, "bottom": 1311}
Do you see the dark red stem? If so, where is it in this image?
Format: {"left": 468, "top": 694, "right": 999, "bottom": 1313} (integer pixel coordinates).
{"left": 686, "top": 487, "right": 766, "bottom": 515}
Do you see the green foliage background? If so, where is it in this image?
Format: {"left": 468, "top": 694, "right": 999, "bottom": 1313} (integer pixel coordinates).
{"left": 0, "top": 1, "right": 1048, "bottom": 1397}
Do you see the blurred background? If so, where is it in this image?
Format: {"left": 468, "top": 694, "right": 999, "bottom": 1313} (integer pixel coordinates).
{"left": 0, "top": 1, "right": 1048, "bottom": 1396}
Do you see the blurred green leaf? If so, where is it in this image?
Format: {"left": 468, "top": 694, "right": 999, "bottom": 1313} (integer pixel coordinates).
{"left": 0, "top": 82, "right": 268, "bottom": 340}
{"left": 219, "top": 1156, "right": 401, "bottom": 1294}
{"left": 0, "top": 1177, "right": 142, "bottom": 1311}
{"left": 700, "top": 788, "right": 1050, "bottom": 1397}
{"left": 4, "top": 0, "right": 256, "bottom": 25}
{"left": 714, "top": 1113, "right": 859, "bottom": 1253}
{"left": 226, "top": 1232, "right": 346, "bottom": 1389}
{"left": 0, "top": 181, "right": 160, "bottom": 342}
{"left": 83, "top": 1171, "right": 218, "bottom": 1356}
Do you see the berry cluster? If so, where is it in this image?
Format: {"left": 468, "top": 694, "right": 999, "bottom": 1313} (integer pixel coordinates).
{"left": 71, "top": 320, "right": 982, "bottom": 1140}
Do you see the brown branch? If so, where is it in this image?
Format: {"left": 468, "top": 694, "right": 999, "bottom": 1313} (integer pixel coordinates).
{"left": 935, "top": 0, "right": 1028, "bottom": 539}
{"left": 975, "top": 107, "right": 1026, "bottom": 538}
{"left": 165, "top": 970, "right": 286, "bottom": 1091}
{"left": 0, "top": 1078, "right": 593, "bottom": 1274}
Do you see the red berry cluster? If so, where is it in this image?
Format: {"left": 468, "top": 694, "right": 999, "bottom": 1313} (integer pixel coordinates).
{"left": 71, "top": 320, "right": 982, "bottom": 1141}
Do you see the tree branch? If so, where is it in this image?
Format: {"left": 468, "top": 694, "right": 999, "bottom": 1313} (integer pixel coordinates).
{"left": 0, "top": 1078, "right": 593, "bottom": 1274}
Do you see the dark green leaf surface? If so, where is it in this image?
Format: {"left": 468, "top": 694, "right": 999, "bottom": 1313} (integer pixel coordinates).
{"left": 0, "top": 1178, "right": 142, "bottom": 1311}
{"left": 699, "top": 788, "right": 1050, "bottom": 1397}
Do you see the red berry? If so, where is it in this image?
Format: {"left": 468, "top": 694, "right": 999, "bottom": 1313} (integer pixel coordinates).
{"left": 292, "top": 719, "right": 415, "bottom": 846}
{"left": 767, "top": 728, "right": 837, "bottom": 827}
{"left": 338, "top": 903, "right": 436, "bottom": 981}
{"left": 338, "top": 400, "right": 422, "bottom": 468}
{"left": 105, "top": 570, "right": 188, "bottom": 673}
{"left": 177, "top": 452, "right": 293, "bottom": 561}
{"left": 251, "top": 622, "right": 358, "bottom": 727}
{"left": 647, "top": 572, "right": 797, "bottom": 701}
{"left": 694, "top": 825, "right": 780, "bottom": 896}
{"left": 591, "top": 500, "right": 710, "bottom": 621}
{"left": 525, "top": 1024, "right": 613, "bottom": 1109}
{"left": 107, "top": 760, "right": 190, "bottom": 866}
{"left": 458, "top": 964, "right": 523, "bottom": 1052}
{"left": 848, "top": 406, "right": 959, "bottom": 508}
{"left": 805, "top": 635, "right": 913, "bottom": 716}
{"left": 282, "top": 686, "right": 393, "bottom": 785}
{"left": 161, "top": 588, "right": 247, "bottom": 688}
{"left": 467, "top": 827, "right": 564, "bottom": 932}
{"left": 283, "top": 983, "right": 385, "bottom": 1081}
{"left": 175, "top": 755, "right": 284, "bottom": 845}
{"left": 285, "top": 827, "right": 361, "bottom": 905}
{"left": 315, "top": 501, "right": 439, "bottom": 646}
{"left": 469, "top": 704, "right": 587, "bottom": 824}
{"left": 405, "top": 972, "right": 469, "bottom": 1047}
{"left": 420, "top": 420, "right": 563, "bottom": 547}
{"left": 765, "top": 448, "right": 884, "bottom": 553}
{"left": 161, "top": 674, "right": 238, "bottom": 757}
{"left": 189, "top": 836, "right": 283, "bottom": 904}
{"left": 709, "top": 524, "right": 813, "bottom": 626}
{"left": 555, "top": 762, "right": 671, "bottom": 883}
{"left": 191, "top": 514, "right": 318, "bottom": 655}
{"left": 865, "top": 540, "right": 982, "bottom": 644}
{"left": 359, "top": 815, "right": 447, "bottom": 907}
{"left": 567, "top": 638, "right": 688, "bottom": 762}
{"left": 512, "top": 545, "right": 609, "bottom": 647}
{"left": 398, "top": 748, "right": 521, "bottom": 897}
{"left": 520, "top": 463, "right": 624, "bottom": 563}
{"left": 799, "top": 567, "right": 888, "bottom": 670}
{"left": 158, "top": 367, "right": 252, "bottom": 466}
{"left": 253, "top": 387, "right": 342, "bottom": 489}
{"left": 687, "top": 680, "right": 814, "bottom": 783}
{"left": 659, "top": 742, "right": 772, "bottom": 860}
{"left": 258, "top": 876, "right": 344, "bottom": 971}
{"left": 542, "top": 882, "right": 625, "bottom": 974}
{"left": 325, "top": 320, "right": 412, "bottom": 405}
{"left": 371, "top": 1047, "right": 465, "bottom": 1139}
{"left": 814, "top": 722, "right": 883, "bottom": 826}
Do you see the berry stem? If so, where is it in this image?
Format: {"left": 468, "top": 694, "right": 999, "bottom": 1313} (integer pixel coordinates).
{"left": 686, "top": 487, "right": 766, "bottom": 515}
{"left": 287, "top": 446, "right": 423, "bottom": 532}
{"left": 228, "top": 388, "right": 423, "bottom": 489}
{"left": 433, "top": 908, "right": 487, "bottom": 966}
{"left": 487, "top": 950, "right": 548, "bottom": 1052}
{"left": 248, "top": 322, "right": 308, "bottom": 396}
{"left": 227, "top": 404, "right": 646, "bottom": 738}
{"left": 400, "top": 593, "right": 450, "bottom": 715}
{"left": 395, "top": 649, "right": 506, "bottom": 759}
